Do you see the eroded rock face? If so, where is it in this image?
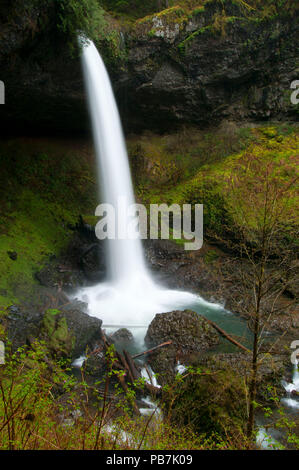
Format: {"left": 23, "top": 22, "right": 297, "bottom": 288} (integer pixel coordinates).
{"left": 35, "top": 231, "right": 106, "bottom": 291}
{"left": 144, "top": 309, "right": 219, "bottom": 385}
{"left": 121, "top": 2, "right": 298, "bottom": 131}
{"left": 0, "top": 1, "right": 297, "bottom": 134}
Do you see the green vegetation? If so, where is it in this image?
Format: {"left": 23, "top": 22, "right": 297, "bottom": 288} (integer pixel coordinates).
{"left": 164, "top": 365, "right": 248, "bottom": 438}
{"left": 132, "top": 124, "right": 298, "bottom": 243}
{"left": 41, "top": 309, "right": 74, "bottom": 358}
{"left": 0, "top": 138, "right": 96, "bottom": 307}
{"left": 1, "top": 344, "right": 297, "bottom": 449}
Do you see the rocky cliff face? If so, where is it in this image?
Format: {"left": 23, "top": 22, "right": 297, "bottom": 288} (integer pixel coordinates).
{"left": 0, "top": 1, "right": 298, "bottom": 134}
{"left": 122, "top": 1, "right": 298, "bottom": 131}
{"left": 0, "top": 0, "right": 87, "bottom": 134}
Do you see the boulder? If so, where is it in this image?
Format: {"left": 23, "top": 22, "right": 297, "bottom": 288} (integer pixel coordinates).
{"left": 41, "top": 305, "right": 103, "bottom": 360}
{"left": 1, "top": 305, "right": 43, "bottom": 351}
{"left": 145, "top": 309, "right": 219, "bottom": 352}
{"left": 40, "top": 308, "right": 74, "bottom": 359}
{"left": 163, "top": 358, "right": 248, "bottom": 438}
{"left": 110, "top": 328, "right": 134, "bottom": 346}
{"left": 145, "top": 309, "right": 219, "bottom": 385}
{"left": 196, "top": 352, "right": 286, "bottom": 404}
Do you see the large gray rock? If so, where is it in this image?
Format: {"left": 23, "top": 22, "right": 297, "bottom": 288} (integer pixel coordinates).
{"left": 110, "top": 328, "right": 134, "bottom": 346}
{"left": 1, "top": 305, "right": 43, "bottom": 351}
{"left": 145, "top": 309, "right": 219, "bottom": 352}
{"left": 145, "top": 309, "right": 219, "bottom": 385}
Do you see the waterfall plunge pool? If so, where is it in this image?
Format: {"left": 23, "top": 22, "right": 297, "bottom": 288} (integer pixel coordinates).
{"left": 72, "top": 273, "right": 252, "bottom": 354}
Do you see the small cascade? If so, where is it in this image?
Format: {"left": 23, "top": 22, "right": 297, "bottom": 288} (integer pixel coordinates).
{"left": 281, "top": 360, "right": 299, "bottom": 410}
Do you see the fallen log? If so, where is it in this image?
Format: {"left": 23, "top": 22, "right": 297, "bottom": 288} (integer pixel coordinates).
{"left": 132, "top": 341, "right": 173, "bottom": 359}
{"left": 201, "top": 316, "right": 251, "bottom": 353}
{"left": 119, "top": 351, "right": 136, "bottom": 384}
{"left": 123, "top": 350, "right": 141, "bottom": 382}
{"left": 100, "top": 332, "right": 141, "bottom": 415}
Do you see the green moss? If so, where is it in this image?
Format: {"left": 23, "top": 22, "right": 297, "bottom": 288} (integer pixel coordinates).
{"left": 204, "top": 249, "right": 219, "bottom": 263}
{"left": 155, "top": 6, "right": 184, "bottom": 18}
{"left": 136, "top": 4, "right": 189, "bottom": 36}
{"left": 0, "top": 139, "right": 97, "bottom": 307}
{"left": 178, "top": 26, "right": 212, "bottom": 53}
{"left": 41, "top": 308, "right": 74, "bottom": 358}
{"left": 191, "top": 6, "right": 205, "bottom": 16}
{"left": 164, "top": 364, "right": 247, "bottom": 437}
{"left": 148, "top": 28, "right": 156, "bottom": 37}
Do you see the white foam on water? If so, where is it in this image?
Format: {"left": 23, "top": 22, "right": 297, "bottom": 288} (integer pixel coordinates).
{"left": 71, "top": 355, "right": 86, "bottom": 368}
{"left": 175, "top": 361, "right": 187, "bottom": 375}
{"left": 141, "top": 365, "right": 161, "bottom": 389}
{"left": 281, "top": 360, "right": 299, "bottom": 409}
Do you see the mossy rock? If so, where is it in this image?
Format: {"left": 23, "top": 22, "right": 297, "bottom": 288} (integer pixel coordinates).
{"left": 41, "top": 306, "right": 103, "bottom": 361}
{"left": 41, "top": 308, "right": 74, "bottom": 359}
{"left": 164, "top": 362, "right": 248, "bottom": 437}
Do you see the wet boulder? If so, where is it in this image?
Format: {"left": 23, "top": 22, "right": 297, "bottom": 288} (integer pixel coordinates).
{"left": 40, "top": 305, "right": 102, "bottom": 360}
{"left": 110, "top": 328, "right": 134, "bottom": 346}
{"left": 144, "top": 310, "right": 219, "bottom": 385}
{"left": 1, "top": 305, "right": 43, "bottom": 351}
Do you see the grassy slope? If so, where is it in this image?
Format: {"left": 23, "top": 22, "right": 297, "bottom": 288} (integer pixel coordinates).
{"left": 0, "top": 138, "right": 97, "bottom": 307}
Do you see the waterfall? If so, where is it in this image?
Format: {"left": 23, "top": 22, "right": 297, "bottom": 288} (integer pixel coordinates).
{"left": 80, "top": 39, "right": 146, "bottom": 283}
{"left": 74, "top": 39, "right": 221, "bottom": 337}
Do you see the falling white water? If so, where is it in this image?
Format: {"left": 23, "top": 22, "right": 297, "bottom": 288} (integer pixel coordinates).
{"left": 80, "top": 38, "right": 145, "bottom": 283}
{"left": 281, "top": 360, "right": 299, "bottom": 410}
{"left": 74, "top": 39, "right": 222, "bottom": 336}
{"left": 141, "top": 366, "right": 161, "bottom": 388}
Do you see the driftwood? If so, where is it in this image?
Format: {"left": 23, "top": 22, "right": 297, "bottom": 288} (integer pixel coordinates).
{"left": 100, "top": 331, "right": 162, "bottom": 403}
{"left": 201, "top": 316, "right": 251, "bottom": 353}
{"left": 123, "top": 350, "right": 141, "bottom": 381}
{"left": 132, "top": 341, "right": 173, "bottom": 359}
{"left": 100, "top": 331, "right": 143, "bottom": 414}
